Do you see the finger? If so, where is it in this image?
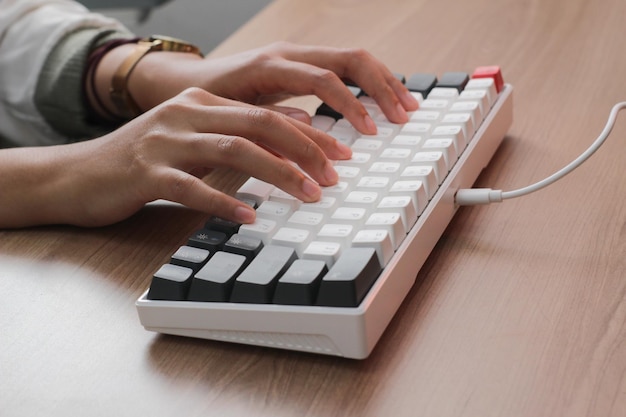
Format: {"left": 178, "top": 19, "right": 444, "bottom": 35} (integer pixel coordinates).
{"left": 158, "top": 130, "right": 328, "bottom": 202}
{"left": 171, "top": 101, "right": 350, "bottom": 183}
{"left": 151, "top": 167, "right": 256, "bottom": 224}
{"left": 178, "top": 89, "right": 350, "bottom": 161}
{"left": 247, "top": 58, "right": 379, "bottom": 134}
{"left": 263, "top": 104, "right": 312, "bottom": 125}
{"left": 275, "top": 44, "right": 420, "bottom": 122}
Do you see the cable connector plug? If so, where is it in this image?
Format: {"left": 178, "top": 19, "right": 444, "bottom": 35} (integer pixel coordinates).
{"left": 455, "top": 188, "right": 503, "bottom": 206}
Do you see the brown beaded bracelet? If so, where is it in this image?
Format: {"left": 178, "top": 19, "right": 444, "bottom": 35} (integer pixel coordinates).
{"left": 83, "top": 37, "right": 141, "bottom": 123}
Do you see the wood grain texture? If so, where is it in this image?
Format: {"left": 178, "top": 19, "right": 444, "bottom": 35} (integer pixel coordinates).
{"left": 2, "top": 0, "right": 625, "bottom": 416}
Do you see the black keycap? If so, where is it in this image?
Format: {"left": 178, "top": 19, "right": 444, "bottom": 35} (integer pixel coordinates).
{"left": 316, "top": 247, "right": 382, "bottom": 307}
{"left": 436, "top": 72, "right": 470, "bottom": 92}
{"left": 316, "top": 102, "right": 343, "bottom": 120}
{"left": 169, "top": 245, "right": 211, "bottom": 272}
{"left": 358, "top": 73, "right": 405, "bottom": 97}
{"left": 273, "top": 260, "right": 328, "bottom": 305}
{"left": 147, "top": 264, "right": 194, "bottom": 301}
{"left": 223, "top": 233, "right": 263, "bottom": 262}
{"left": 187, "top": 229, "right": 227, "bottom": 251}
{"left": 187, "top": 252, "right": 247, "bottom": 302}
{"left": 205, "top": 216, "right": 241, "bottom": 236}
{"left": 405, "top": 73, "right": 437, "bottom": 98}
{"left": 230, "top": 245, "right": 298, "bottom": 304}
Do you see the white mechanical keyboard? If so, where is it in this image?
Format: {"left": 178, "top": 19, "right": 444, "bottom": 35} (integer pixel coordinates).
{"left": 136, "top": 66, "right": 513, "bottom": 359}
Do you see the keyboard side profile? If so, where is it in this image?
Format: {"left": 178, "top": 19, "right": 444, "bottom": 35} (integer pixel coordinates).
{"left": 136, "top": 68, "right": 513, "bottom": 359}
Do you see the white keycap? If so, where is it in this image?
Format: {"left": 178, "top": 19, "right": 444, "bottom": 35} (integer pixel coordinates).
{"left": 238, "top": 218, "right": 278, "bottom": 245}
{"left": 428, "top": 87, "right": 460, "bottom": 99}
{"left": 235, "top": 177, "right": 274, "bottom": 206}
{"left": 311, "top": 115, "right": 336, "bottom": 132}
{"left": 420, "top": 99, "right": 451, "bottom": 110}
{"left": 333, "top": 165, "right": 363, "bottom": 185}
{"left": 377, "top": 195, "right": 418, "bottom": 229}
{"left": 379, "top": 147, "right": 413, "bottom": 164}
{"left": 422, "top": 138, "right": 458, "bottom": 168}
{"left": 256, "top": 200, "right": 293, "bottom": 224}
{"left": 465, "top": 77, "right": 497, "bottom": 107}
{"left": 330, "top": 207, "right": 368, "bottom": 227}
{"left": 400, "top": 165, "right": 437, "bottom": 198}
{"left": 269, "top": 188, "right": 302, "bottom": 210}
{"left": 441, "top": 112, "right": 475, "bottom": 139}
{"left": 389, "top": 180, "right": 428, "bottom": 215}
{"left": 286, "top": 210, "right": 326, "bottom": 232}
{"left": 375, "top": 120, "right": 403, "bottom": 136}
{"left": 333, "top": 118, "right": 354, "bottom": 131}
{"left": 300, "top": 196, "right": 339, "bottom": 213}
{"left": 352, "top": 138, "right": 385, "bottom": 155}
{"left": 431, "top": 125, "right": 467, "bottom": 153}
{"left": 368, "top": 161, "right": 402, "bottom": 178}
{"left": 317, "top": 224, "right": 355, "bottom": 247}
{"left": 352, "top": 230, "right": 394, "bottom": 267}
{"left": 411, "top": 152, "right": 447, "bottom": 184}
{"left": 328, "top": 129, "right": 358, "bottom": 147}
{"left": 400, "top": 122, "right": 432, "bottom": 136}
{"left": 357, "top": 176, "right": 390, "bottom": 190}
{"left": 321, "top": 181, "right": 350, "bottom": 200}
{"left": 449, "top": 101, "right": 483, "bottom": 126}
{"left": 409, "top": 110, "right": 441, "bottom": 122}
{"left": 365, "top": 212, "right": 406, "bottom": 250}
{"left": 271, "top": 227, "right": 313, "bottom": 256}
{"left": 339, "top": 152, "right": 372, "bottom": 168}
{"left": 302, "top": 241, "right": 342, "bottom": 267}
{"left": 391, "top": 135, "right": 423, "bottom": 147}
{"left": 360, "top": 126, "right": 395, "bottom": 140}
{"left": 344, "top": 190, "right": 381, "bottom": 207}
{"left": 459, "top": 89, "right": 489, "bottom": 115}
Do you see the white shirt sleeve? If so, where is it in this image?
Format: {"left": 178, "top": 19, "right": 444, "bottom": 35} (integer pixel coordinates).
{"left": 0, "top": 0, "right": 126, "bottom": 146}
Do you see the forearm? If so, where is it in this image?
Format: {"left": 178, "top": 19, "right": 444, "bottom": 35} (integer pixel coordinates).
{"left": 0, "top": 146, "right": 80, "bottom": 228}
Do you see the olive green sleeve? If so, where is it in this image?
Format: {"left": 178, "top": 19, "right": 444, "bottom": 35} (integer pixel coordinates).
{"left": 34, "top": 28, "right": 135, "bottom": 141}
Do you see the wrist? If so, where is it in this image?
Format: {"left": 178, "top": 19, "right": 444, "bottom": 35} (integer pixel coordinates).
{"left": 90, "top": 36, "right": 203, "bottom": 121}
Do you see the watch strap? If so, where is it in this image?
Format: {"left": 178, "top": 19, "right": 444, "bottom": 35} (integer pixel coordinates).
{"left": 110, "top": 37, "right": 202, "bottom": 119}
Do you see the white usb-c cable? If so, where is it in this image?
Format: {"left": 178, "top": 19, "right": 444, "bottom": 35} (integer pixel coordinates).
{"left": 455, "top": 101, "right": 626, "bottom": 206}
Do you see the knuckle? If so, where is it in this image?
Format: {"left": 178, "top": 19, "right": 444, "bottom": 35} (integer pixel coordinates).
{"left": 163, "top": 171, "right": 196, "bottom": 201}
{"left": 344, "top": 47, "right": 370, "bottom": 61}
{"left": 214, "top": 135, "right": 247, "bottom": 159}
{"left": 246, "top": 107, "right": 279, "bottom": 129}
{"left": 311, "top": 68, "right": 341, "bottom": 91}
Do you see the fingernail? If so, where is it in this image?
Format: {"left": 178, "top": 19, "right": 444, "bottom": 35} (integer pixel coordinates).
{"left": 234, "top": 205, "right": 256, "bottom": 223}
{"left": 363, "top": 115, "right": 378, "bottom": 134}
{"left": 324, "top": 162, "right": 338, "bottom": 184}
{"left": 395, "top": 102, "right": 409, "bottom": 123}
{"left": 336, "top": 141, "right": 352, "bottom": 158}
{"left": 302, "top": 177, "right": 321, "bottom": 199}
{"left": 286, "top": 110, "right": 311, "bottom": 124}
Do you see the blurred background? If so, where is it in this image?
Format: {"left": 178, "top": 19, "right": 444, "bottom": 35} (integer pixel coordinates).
{"left": 78, "top": 0, "right": 272, "bottom": 54}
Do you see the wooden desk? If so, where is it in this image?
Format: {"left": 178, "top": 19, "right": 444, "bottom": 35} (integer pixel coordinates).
{"left": 2, "top": 0, "right": 625, "bottom": 415}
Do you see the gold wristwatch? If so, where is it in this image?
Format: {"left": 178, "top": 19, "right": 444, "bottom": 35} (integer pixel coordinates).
{"left": 110, "top": 35, "right": 203, "bottom": 119}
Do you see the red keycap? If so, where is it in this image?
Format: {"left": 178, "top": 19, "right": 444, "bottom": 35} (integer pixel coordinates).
{"left": 472, "top": 66, "right": 504, "bottom": 93}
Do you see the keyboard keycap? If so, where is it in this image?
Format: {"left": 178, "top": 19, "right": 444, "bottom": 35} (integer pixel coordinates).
{"left": 188, "top": 252, "right": 247, "bottom": 302}
{"left": 316, "top": 247, "right": 382, "bottom": 307}
{"left": 147, "top": 264, "right": 193, "bottom": 301}
{"left": 405, "top": 73, "right": 437, "bottom": 97}
{"left": 230, "top": 245, "right": 298, "bottom": 304}
{"left": 272, "top": 260, "right": 328, "bottom": 305}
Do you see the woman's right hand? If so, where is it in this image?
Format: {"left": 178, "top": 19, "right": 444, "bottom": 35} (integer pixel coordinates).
{"left": 0, "top": 88, "right": 352, "bottom": 228}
